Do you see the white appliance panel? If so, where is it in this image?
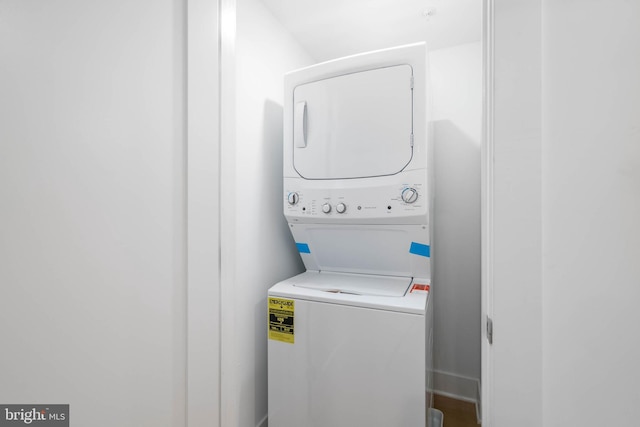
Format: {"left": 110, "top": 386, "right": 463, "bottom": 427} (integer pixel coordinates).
{"left": 284, "top": 170, "right": 428, "bottom": 225}
{"left": 293, "top": 65, "right": 413, "bottom": 180}
{"left": 268, "top": 297, "right": 426, "bottom": 427}
{"left": 290, "top": 224, "right": 431, "bottom": 279}
{"left": 283, "top": 43, "right": 428, "bottom": 180}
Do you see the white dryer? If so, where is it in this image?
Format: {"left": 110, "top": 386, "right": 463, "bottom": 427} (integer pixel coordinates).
{"left": 268, "top": 43, "right": 433, "bottom": 427}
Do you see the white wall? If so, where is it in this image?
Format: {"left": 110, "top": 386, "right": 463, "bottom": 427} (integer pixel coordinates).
{"left": 0, "top": 0, "right": 196, "bottom": 426}
{"left": 221, "top": 1, "right": 312, "bottom": 426}
{"left": 541, "top": 0, "right": 640, "bottom": 425}
{"left": 429, "top": 42, "right": 482, "bottom": 401}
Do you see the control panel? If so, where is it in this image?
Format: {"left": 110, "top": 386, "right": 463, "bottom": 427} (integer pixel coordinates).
{"left": 284, "top": 181, "right": 427, "bottom": 224}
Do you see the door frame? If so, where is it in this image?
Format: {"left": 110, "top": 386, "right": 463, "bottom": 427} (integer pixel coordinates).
{"left": 186, "top": 0, "right": 223, "bottom": 425}
{"left": 481, "top": 0, "right": 494, "bottom": 424}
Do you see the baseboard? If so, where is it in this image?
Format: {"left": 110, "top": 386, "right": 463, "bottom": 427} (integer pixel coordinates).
{"left": 257, "top": 414, "right": 268, "bottom": 427}
{"left": 475, "top": 379, "right": 482, "bottom": 424}
{"left": 433, "top": 369, "right": 480, "bottom": 404}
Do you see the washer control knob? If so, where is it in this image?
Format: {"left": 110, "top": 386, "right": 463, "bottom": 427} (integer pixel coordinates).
{"left": 336, "top": 203, "right": 347, "bottom": 214}
{"left": 322, "top": 203, "right": 332, "bottom": 214}
{"left": 287, "top": 192, "right": 299, "bottom": 205}
{"left": 401, "top": 188, "right": 419, "bottom": 204}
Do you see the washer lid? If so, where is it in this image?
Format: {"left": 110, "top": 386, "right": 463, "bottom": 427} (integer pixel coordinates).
{"left": 292, "top": 65, "right": 413, "bottom": 180}
{"left": 269, "top": 271, "right": 428, "bottom": 314}
{"left": 293, "top": 271, "right": 411, "bottom": 297}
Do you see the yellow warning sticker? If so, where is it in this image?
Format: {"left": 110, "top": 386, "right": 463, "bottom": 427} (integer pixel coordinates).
{"left": 268, "top": 297, "right": 295, "bottom": 344}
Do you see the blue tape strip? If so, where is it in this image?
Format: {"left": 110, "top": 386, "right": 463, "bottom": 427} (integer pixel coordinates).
{"left": 409, "top": 242, "right": 430, "bottom": 258}
{"left": 296, "top": 243, "right": 311, "bottom": 254}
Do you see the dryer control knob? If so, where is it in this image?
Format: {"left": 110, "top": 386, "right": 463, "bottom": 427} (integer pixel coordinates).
{"left": 322, "top": 203, "right": 332, "bottom": 213}
{"left": 336, "top": 203, "right": 346, "bottom": 214}
{"left": 401, "top": 188, "right": 419, "bottom": 204}
{"left": 287, "top": 192, "right": 299, "bottom": 205}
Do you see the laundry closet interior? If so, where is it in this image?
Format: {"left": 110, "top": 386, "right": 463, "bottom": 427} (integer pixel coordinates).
{"left": 220, "top": 0, "right": 483, "bottom": 425}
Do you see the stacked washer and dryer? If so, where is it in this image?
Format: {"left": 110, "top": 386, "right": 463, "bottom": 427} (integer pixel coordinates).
{"left": 268, "top": 43, "right": 434, "bottom": 427}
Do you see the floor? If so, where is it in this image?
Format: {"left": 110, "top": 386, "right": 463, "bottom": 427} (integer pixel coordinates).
{"left": 433, "top": 394, "right": 481, "bottom": 427}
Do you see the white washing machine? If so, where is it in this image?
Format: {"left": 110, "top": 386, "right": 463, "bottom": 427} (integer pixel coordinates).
{"left": 268, "top": 43, "right": 433, "bottom": 427}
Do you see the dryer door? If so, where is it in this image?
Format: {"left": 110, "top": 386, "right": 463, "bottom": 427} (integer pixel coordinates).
{"left": 293, "top": 65, "right": 413, "bottom": 180}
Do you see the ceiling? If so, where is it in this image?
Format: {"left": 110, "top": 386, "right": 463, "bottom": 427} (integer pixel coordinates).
{"left": 260, "top": 0, "right": 482, "bottom": 62}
